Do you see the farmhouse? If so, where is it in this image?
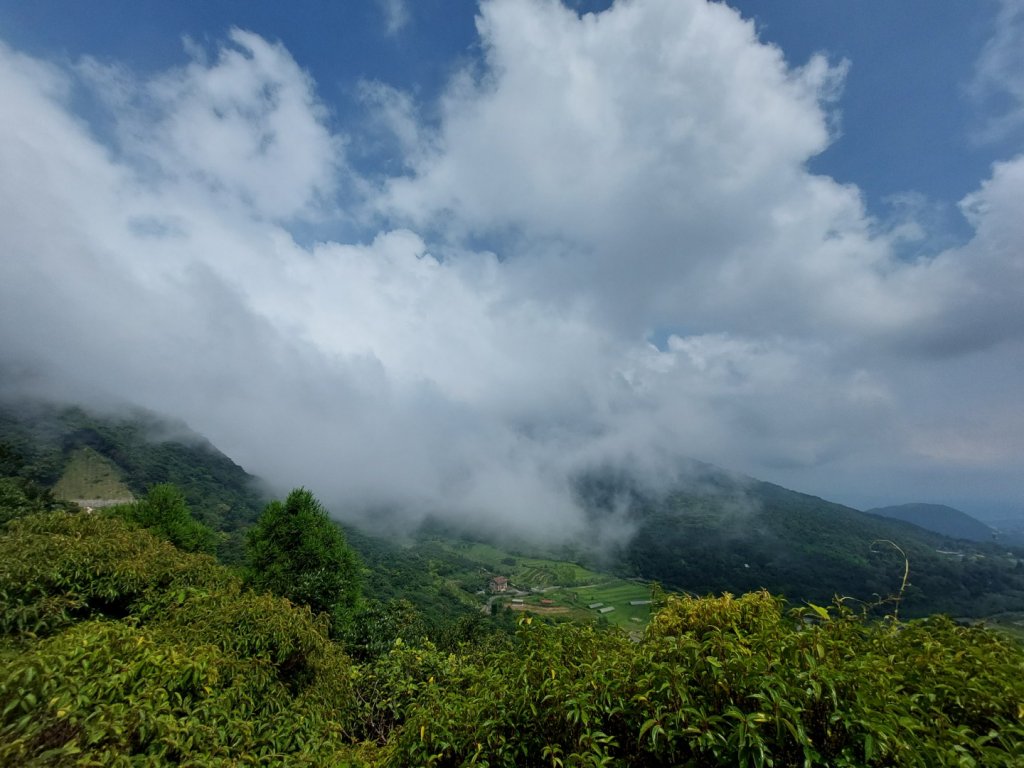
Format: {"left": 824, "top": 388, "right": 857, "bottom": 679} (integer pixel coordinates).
{"left": 489, "top": 576, "right": 509, "bottom": 593}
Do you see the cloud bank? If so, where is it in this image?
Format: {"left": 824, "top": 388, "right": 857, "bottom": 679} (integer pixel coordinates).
{"left": 1, "top": 0, "right": 1022, "bottom": 534}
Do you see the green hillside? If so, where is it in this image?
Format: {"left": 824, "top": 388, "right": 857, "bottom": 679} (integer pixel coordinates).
{"left": 578, "top": 466, "right": 1024, "bottom": 618}
{"left": 3, "top": 401, "right": 1024, "bottom": 764}
{"left": 52, "top": 446, "right": 134, "bottom": 503}
{"left": 6, "top": 397, "right": 1024, "bottom": 618}
{"left": 0, "top": 398, "right": 266, "bottom": 561}
{"left": 5, "top": 395, "right": 1024, "bottom": 619}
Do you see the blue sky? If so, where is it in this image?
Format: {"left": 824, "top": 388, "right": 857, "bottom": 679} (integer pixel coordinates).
{"left": 1, "top": 0, "right": 1022, "bottom": 531}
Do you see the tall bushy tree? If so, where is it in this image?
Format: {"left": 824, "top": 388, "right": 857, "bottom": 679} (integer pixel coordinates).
{"left": 245, "top": 488, "right": 361, "bottom": 631}
{"left": 114, "top": 483, "right": 217, "bottom": 554}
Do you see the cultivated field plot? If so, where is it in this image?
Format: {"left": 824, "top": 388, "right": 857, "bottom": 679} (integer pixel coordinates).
{"left": 438, "top": 540, "right": 604, "bottom": 588}
{"left": 53, "top": 447, "right": 135, "bottom": 502}
{"left": 434, "top": 538, "right": 656, "bottom": 628}
{"left": 515, "top": 560, "right": 601, "bottom": 588}
{"left": 570, "top": 581, "right": 654, "bottom": 628}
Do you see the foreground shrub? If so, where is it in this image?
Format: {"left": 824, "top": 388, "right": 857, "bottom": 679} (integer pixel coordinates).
{"left": 0, "top": 620, "right": 366, "bottom": 766}
{"left": 3, "top": 512, "right": 1022, "bottom": 766}
{"left": 0, "top": 512, "right": 372, "bottom": 766}
{"left": 386, "top": 597, "right": 1024, "bottom": 767}
{"left": 0, "top": 512, "right": 230, "bottom": 638}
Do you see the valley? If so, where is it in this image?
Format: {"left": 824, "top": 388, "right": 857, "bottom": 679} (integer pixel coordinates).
{"left": 420, "top": 537, "right": 654, "bottom": 630}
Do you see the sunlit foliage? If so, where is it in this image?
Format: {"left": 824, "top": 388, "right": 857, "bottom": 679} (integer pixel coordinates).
{"left": 2, "top": 508, "right": 1023, "bottom": 766}
{"left": 0, "top": 512, "right": 368, "bottom": 765}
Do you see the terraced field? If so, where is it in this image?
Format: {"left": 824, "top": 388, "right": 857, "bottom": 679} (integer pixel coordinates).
{"left": 439, "top": 540, "right": 604, "bottom": 587}
{"left": 515, "top": 561, "right": 600, "bottom": 588}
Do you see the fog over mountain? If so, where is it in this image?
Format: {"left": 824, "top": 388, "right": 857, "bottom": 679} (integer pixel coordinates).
{"left": 2, "top": 0, "right": 1023, "bottom": 534}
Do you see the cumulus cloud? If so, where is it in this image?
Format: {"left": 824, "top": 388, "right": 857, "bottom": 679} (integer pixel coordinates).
{"left": 970, "top": 0, "right": 1024, "bottom": 142}
{"left": 77, "top": 28, "right": 344, "bottom": 221}
{"left": 1, "top": 0, "right": 1023, "bottom": 535}
{"left": 374, "top": 0, "right": 972, "bottom": 353}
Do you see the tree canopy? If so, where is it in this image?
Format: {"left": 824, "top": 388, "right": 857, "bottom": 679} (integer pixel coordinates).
{"left": 111, "top": 483, "right": 218, "bottom": 554}
{"left": 245, "top": 488, "right": 361, "bottom": 630}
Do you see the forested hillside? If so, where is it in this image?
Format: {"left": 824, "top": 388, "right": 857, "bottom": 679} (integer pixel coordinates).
{"left": 0, "top": 399, "right": 266, "bottom": 562}
{"left": 5, "top": 399, "right": 1024, "bottom": 619}
{"left": 578, "top": 467, "right": 1024, "bottom": 618}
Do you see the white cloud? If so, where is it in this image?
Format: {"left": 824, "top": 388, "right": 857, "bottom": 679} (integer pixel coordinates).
{"left": 384, "top": 0, "right": 837, "bottom": 241}
{"left": 376, "top": 0, "right": 411, "bottom": 36}
{"left": 970, "top": 0, "right": 1024, "bottom": 142}
{"left": 375, "top": 0, "right": 951, "bottom": 350}
{"left": 1, "top": 0, "right": 1024, "bottom": 533}
{"left": 78, "top": 28, "right": 344, "bottom": 221}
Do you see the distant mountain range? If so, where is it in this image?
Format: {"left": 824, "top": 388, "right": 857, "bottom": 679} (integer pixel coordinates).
{"left": 3, "top": 396, "right": 1023, "bottom": 618}
{"left": 576, "top": 468, "right": 1024, "bottom": 618}
{"left": 866, "top": 503, "right": 996, "bottom": 543}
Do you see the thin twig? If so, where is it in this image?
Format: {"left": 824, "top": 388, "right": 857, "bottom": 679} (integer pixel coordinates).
{"left": 871, "top": 539, "right": 909, "bottom": 621}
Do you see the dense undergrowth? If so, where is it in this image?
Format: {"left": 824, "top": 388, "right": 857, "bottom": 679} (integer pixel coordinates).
{"left": 2, "top": 508, "right": 1023, "bottom": 766}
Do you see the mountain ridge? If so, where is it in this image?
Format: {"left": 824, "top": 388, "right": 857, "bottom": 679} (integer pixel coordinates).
{"left": 867, "top": 502, "right": 996, "bottom": 543}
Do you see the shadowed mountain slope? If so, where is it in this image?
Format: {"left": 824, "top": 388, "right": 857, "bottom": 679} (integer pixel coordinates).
{"left": 867, "top": 502, "right": 996, "bottom": 543}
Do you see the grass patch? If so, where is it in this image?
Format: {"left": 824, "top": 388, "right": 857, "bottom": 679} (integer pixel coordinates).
{"left": 53, "top": 447, "right": 134, "bottom": 502}
{"left": 569, "top": 581, "right": 655, "bottom": 628}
